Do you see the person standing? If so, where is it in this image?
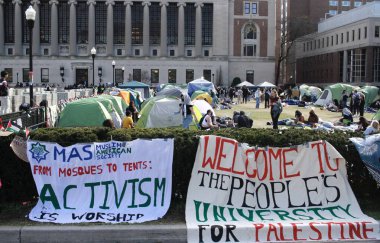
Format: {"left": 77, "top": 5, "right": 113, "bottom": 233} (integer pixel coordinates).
{"left": 254, "top": 88, "right": 262, "bottom": 108}
{"left": 180, "top": 94, "right": 196, "bottom": 129}
{"left": 128, "top": 100, "right": 139, "bottom": 123}
{"left": 242, "top": 85, "right": 249, "bottom": 104}
{"left": 359, "top": 92, "right": 365, "bottom": 117}
{"left": 237, "top": 88, "right": 243, "bottom": 104}
{"left": 264, "top": 88, "right": 270, "bottom": 108}
{"left": 270, "top": 90, "right": 282, "bottom": 129}
{"left": 0, "top": 71, "right": 9, "bottom": 96}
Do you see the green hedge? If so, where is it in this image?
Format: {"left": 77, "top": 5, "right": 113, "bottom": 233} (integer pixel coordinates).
{"left": 0, "top": 128, "right": 379, "bottom": 204}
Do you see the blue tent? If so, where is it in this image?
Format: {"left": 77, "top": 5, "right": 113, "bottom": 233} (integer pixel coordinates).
{"left": 118, "top": 81, "right": 150, "bottom": 99}
{"left": 187, "top": 77, "right": 216, "bottom": 96}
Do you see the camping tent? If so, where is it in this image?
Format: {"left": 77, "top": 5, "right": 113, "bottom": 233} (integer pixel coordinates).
{"left": 187, "top": 77, "right": 216, "bottom": 96}
{"left": 99, "top": 94, "right": 127, "bottom": 118}
{"left": 257, "top": 81, "right": 276, "bottom": 88}
{"left": 191, "top": 90, "right": 212, "bottom": 104}
{"left": 236, "top": 81, "right": 255, "bottom": 88}
{"left": 57, "top": 98, "right": 112, "bottom": 127}
{"left": 314, "top": 84, "right": 360, "bottom": 106}
{"left": 373, "top": 110, "right": 380, "bottom": 121}
{"left": 136, "top": 96, "right": 183, "bottom": 128}
{"left": 299, "top": 84, "right": 322, "bottom": 101}
{"left": 156, "top": 83, "right": 188, "bottom": 92}
{"left": 361, "top": 86, "right": 380, "bottom": 107}
{"left": 156, "top": 86, "right": 186, "bottom": 98}
{"left": 192, "top": 100, "right": 215, "bottom": 116}
{"left": 118, "top": 81, "right": 150, "bottom": 99}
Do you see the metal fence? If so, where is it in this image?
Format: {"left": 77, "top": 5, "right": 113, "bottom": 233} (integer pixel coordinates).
{"left": 0, "top": 107, "right": 46, "bottom": 130}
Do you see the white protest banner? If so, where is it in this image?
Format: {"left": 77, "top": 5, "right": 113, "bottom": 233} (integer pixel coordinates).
{"left": 27, "top": 139, "right": 174, "bottom": 224}
{"left": 186, "top": 135, "right": 380, "bottom": 242}
{"left": 10, "top": 135, "right": 28, "bottom": 163}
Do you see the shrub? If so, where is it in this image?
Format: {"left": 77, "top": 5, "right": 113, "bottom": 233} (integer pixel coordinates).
{"left": 0, "top": 128, "right": 379, "bottom": 204}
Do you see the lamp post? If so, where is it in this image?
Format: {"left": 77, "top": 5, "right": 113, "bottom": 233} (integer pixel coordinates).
{"left": 112, "top": 60, "right": 116, "bottom": 87}
{"left": 60, "top": 66, "right": 64, "bottom": 83}
{"left": 25, "top": 6, "right": 36, "bottom": 107}
{"left": 122, "top": 66, "right": 125, "bottom": 84}
{"left": 91, "top": 47, "right": 96, "bottom": 87}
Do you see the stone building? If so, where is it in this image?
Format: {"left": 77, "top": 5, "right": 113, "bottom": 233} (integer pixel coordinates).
{"left": 295, "top": 1, "right": 380, "bottom": 86}
{"left": 0, "top": 0, "right": 279, "bottom": 87}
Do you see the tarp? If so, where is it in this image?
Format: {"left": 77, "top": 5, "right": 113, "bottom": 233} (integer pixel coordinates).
{"left": 136, "top": 96, "right": 183, "bottom": 128}
{"left": 236, "top": 81, "right": 255, "bottom": 87}
{"left": 118, "top": 81, "right": 150, "bottom": 99}
{"left": 187, "top": 78, "right": 216, "bottom": 96}
{"left": 314, "top": 84, "right": 360, "bottom": 106}
{"left": 361, "top": 86, "right": 380, "bottom": 107}
{"left": 257, "top": 81, "right": 276, "bottom": 87}
{"left": 191, "top": 90, "right": 212, "bottom": 104}
{"left": 57, "top": 99, "right": 112, "bottom": 127}
{"left": 27, "top": 139, "right": 174, "bottom": 223}
{"left": 186, "top": 135, "right": 380, "bottom": 242}
{"left": 350, "top": 134, "right": 380, "bottom": 184}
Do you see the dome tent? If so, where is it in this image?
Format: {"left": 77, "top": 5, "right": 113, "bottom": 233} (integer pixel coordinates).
{"left": 187, "top": 77, "right": 216, "bottom": 96}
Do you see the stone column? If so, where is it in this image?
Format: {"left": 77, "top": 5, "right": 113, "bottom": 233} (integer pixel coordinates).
{"left": 87, "top": 0, "right": 96, "bottom": 52}
{"left": 106, "top": 0, "right": 114, "bottom": 56}
{"left": 124, "top": 1, "right": 132, "bottom": 56}
{"left": 0, "top": 1, "right": 4, "bottom": 55}
{"left": 342, "top": 50, "right": 348, "bottom": 82}
{"left": 13, "top": 0, "right": 22, "bottom": 56}
{"left": 195, "top": 2, "right": 203, "bottom": 57}
{"left": 69, "top": 0, "right": 77, "bottom": 56}
{"left": 160, "top": 2, "right": 168, "bottom": 57}
{"left": 143, "top": 1, "right": 150, "bottom": 56}
{"left": 31, "top": 0, "right": 40, "bottom": 55}
{"left": 177, "top": 2, "right": 185, "bottom": 57}
{"left": 50, "top": 0, "right": 59, "bottom": 56}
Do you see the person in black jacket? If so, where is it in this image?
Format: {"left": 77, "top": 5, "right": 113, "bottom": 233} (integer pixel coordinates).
{"left": 237, "top": 111, "right": 253, "bottom": 128}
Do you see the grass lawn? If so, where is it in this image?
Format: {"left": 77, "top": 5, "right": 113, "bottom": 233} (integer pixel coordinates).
{"left": 215, "top": 99, "right": 374, "bottom": 128}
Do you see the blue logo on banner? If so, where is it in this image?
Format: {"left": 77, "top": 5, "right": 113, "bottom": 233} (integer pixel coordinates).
{"left": 29, "top": 142, "right": 49, "bottom": 163}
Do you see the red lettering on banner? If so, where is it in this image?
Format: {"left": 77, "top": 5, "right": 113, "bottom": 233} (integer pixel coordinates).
{"left": 245, "top": 148, "right": 257, "bottom": 178}
{"left": 256, "top": 149, "right": 268, "bottom": 180}
{"left": 348, "top": 222, "right": 362, "bottom": 239}
{"left": 282, "top": 148, "right": 300, "bottom": 179}
{"left": 268, "top": 148, "right": 282, "bottom": 180}
{"left": 277, "top": 223, "right": 292, "bottom": 241}
{"left": 201, "top": 136, "right": 220, "bottom": 169}
{"left": 362, "top": 221, "right": 375, "bottom": 239}
{"left": 312, "top": 142, "right": 339, "bottom": 173}
{"left": 290, "top": 223, "right": 306, "bottom": 241}
{"left": 267, "top": 223, "right": 281, "bottom": 241}
{"left": 335, "top": 222, "right": 350, "bottom": 240}
{"left": 309, "top": 222, "right": 322, "bottom": 240}
{"left": 252, "top": 223, "right": 264, "bottom": 242}
{"left": 216, "top": 138, "right": 238, "bottom": 172}
{"left": 320, "top": 222, "right": 334, "bottom": 240}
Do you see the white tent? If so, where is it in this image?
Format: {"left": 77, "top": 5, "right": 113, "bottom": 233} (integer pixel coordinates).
{"left": 236, "top": 81, "right": 255, "bottom": 88}
{"left": 193, "top": 100, "right": 215, "bottom": 116}
{"left": 257, "top": 81, "right": 276, "bottom": 88}
{"left": 187, "top": 77, "right": 217, "bottom": 96}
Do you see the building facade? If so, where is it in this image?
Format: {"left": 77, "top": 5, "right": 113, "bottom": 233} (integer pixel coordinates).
{"left": 282, "top": 0, "right": 373, "bottom": 85}
{"left": 295, "top": 1, "right": 380, "bottom": 86}
{"left": 0, "top": 0, "right": 278, "bottom": 88}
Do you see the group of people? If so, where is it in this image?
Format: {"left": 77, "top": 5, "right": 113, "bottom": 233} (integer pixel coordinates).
{"left": 338, "top": 90, "right": 366, "bottom": 116}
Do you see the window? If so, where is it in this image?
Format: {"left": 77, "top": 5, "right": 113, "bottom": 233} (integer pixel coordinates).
{"left": 331, "top": 36, "right": 333, "bottom": 46}
{"left": 203, "top": 70, "right": 211, "bottom": 82}
{"left": 133, "top": 69, "right": 141, "bottom": 81}
{"left": 134, "top": 49, "right": 140, "bottom": 56}
{"left": 204, "top": 50, "right": 209, "bottom": 56}
{"left": 23, "top": 68, "right": 30, "bottom": 83}
{"left": 336, "top": 34, "right": 338, "bottom": 45}
{"left": 244, "top": 2, "right": 250, "bottom": 14}
{"left": 252, "top": 3, "right": 257, "bottom": 14}
{"left": 242, "top": 24, "right": 258, "bottom": 56}
{"left": 114, "top": 2, "right": 125, "bottom": 44}
{"left": 186, "top": 50, "right": 192, "bottom": 56}
{"left": 202, "top": 4, "right": 213, "bottom": 45}
{"left": 117, "top": 49, "right": 122, "bottom": 55}
{"left": 185, "top": 3, "right": 196, "bottom": 45}
{"left": 132, "top": 3, "right": 143, "bottom": 45}
{"left": 43, "top": 48, "right": 49, "bottom": 55}
{"left": 58, "top": 1, "right": 69, "bottom": 44}
{"left": 243, "top": 45, "right": 256, "bottom": 56}
{"left": 95, "top": 3, "right": 107, "bottom": 44}
{"left": 375, "top": 26, "right": 380, "bottom": 38}
{"left": 246, "top": 70, "right": 254, "bottom": 83}
{"left": 329, "top": 10, "right": 337, "bottom": 15}
{"left": 40, "top": 2, "right": 51, "bottom": 44}
{"left": 303, "top": 43, "right": 305, "bottom": 52}
{"left": 326, "top": 37, "right": 329, "bottom": 47}
{"left": 244, "top": 2, "right": 257, "bottom": 15}
{"left": 41, "top": 68, "right": 49, "bottom": 83}
{"left": 77, "top": 1, "right": 88, "bottom": 44}
{"left": 7, "top": 48, "right": 13, "bottom": 55}
{"left": 318, "top": 39, "right": 320, "bottom": 49}
{"left": 115, "top": 69, "right": 124, "bottom": 84}
{"left": 322, "top": 38, "right": 324, "bottom": 48}
{"left": 186, "top": 69, "right": 194, "bottom": 83}
{"left": 152, "top": 49, "right": 158, "bottom": 56}
{"left": 354, "top": 1, "right": 362, "bottom": 7}
{"left": 169, "top": 49, "right": 175, "bottom": 56}
{"left": 365, "top": 27, "right": 367, "bottom": 38}
{"left": 167, "top": 3, "right": 178, "bottom": 45}
{"left": 341, "top": 1, "right": 350, "bottom": 7}
{"left": 346, "top": 31, "right": 349, "bottom": 42}
{"left": 151, "top": 69, "right": 159, "bottom": 83}
{"left": 4, "top": 1, "right": 14, "bottom": 43}
{"left": 4, "top": 68, "right": 13, "bottom": 83}
{"left": 329, "top": 1, "right": 338, "bottom": 6}
{"left": 168, "top": 69, "right": 176, "bottom": 83}
{"left": 149, "top": 2, "right": 161, "bottom": 45}
{"left": 341, "top": 33, "right": 343, "bottom": 44}
{"left": 352, "top": 30, "right": 355, "bottom": 42}
{"left": 358, "top": 28, "right": 361, "bottom": 40}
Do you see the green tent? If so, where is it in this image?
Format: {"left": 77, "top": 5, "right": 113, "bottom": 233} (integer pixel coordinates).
{"left": 361, "top": 86, "right": 380, "bottom": 107}
{"left": 299, "top": 84, "right": 322, "bottom": 101}
{"left": 57, "top": 98, "right": 112, "bottom": 127}
{"left": 98, "top": 94, "right": 128, "bottom": 118}
{"left": 315, "top": 84, "right": 360, "bottom": 106}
